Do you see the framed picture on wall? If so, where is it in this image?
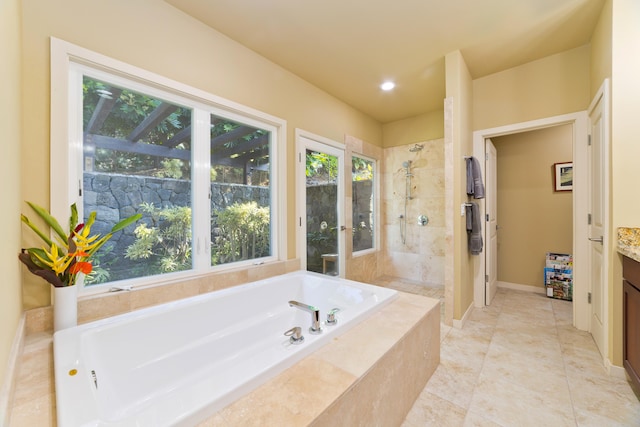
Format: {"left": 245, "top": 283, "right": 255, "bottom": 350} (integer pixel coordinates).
{"left": 553, "top": 162, "right": 573, "bottom": 192}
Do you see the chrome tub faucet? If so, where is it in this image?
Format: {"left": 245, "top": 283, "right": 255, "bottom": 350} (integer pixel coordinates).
{"left": 288, "top": 300, "right": 322, "bottom": 334}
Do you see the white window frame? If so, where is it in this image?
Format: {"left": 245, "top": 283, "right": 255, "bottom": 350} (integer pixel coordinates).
{"left": 50, "top": 38, "right": 287, "bottom": 295}
{"left": 350, "top": 152, "right": 379, "bottom": 257}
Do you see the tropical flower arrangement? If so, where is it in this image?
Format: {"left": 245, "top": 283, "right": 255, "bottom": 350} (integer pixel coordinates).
{"left": 18, "top": 202, "right": 141, "bottom": 288}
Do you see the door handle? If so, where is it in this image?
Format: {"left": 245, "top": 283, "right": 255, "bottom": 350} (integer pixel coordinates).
{"left": 340, "top": 226, "right": 346, "bottom": 231}
{"left": 589, "top": 236, "right": 603, "bottom": 244}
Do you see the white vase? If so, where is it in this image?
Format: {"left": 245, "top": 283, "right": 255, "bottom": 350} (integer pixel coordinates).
{"left": 53, "top": 284, "right": 78, "bottom": 332}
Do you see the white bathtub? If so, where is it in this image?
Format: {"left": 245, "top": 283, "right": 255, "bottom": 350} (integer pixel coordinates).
{"left": 54, "top": 271, "right": 397, "bottom": 426}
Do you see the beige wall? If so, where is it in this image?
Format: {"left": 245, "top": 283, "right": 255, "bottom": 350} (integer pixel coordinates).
{"left": 382, "top": 110, "right": 444, "bottom": 148}
{"left": 0, "top": 0, "right": 23, "bottom": 392}
{"left": 445, "top": 51, "right": 474, "bottom": 321}
{"left": 590, "top": 0, "right": 612, "bottom": 98}
{"left": 20, "top": 0, "right": 382, "bottom": 308}
{"left": 611, "top": 0, "right": 640, "bottom": 366}
{"left": 473, "top": 45, "right": 591, "bottom": 131}
{"left": 493, "top": 125, "right": 573, "bottom": 289}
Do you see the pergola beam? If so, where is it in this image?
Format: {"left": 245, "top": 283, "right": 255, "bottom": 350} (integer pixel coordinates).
{"left": 127, "top": 102, "right": 179, "bottom": 142}
{"left": 210, "top": 126, "right": 257, "bottom": 151}
{"left": 87, "top": 134, "right": 191, "bottom": 161}
{"left": 86, "top": 133, "right": 269, "bottom": 168}
{"left": 214, "top": 145, "right": 269, "bottom": 167}
{"left": 213, "top": 134, "right": 268, "bottom": 159}
{"left": 166, "top": 125, "right": 191, "bottom": 148}
{"left": 86, "top": 87, "right": 123, "bottom": 134}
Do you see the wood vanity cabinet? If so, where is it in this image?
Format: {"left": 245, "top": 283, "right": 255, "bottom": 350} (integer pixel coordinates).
{"left": 623, "top": 255, "right": 640, "bottom": 395}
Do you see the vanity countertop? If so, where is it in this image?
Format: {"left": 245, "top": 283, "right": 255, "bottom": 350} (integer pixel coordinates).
{"left": 618, "top": 227, "right": 640, "bottom": 263}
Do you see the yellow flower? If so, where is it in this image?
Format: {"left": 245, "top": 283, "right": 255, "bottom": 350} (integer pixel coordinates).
{"left": 72, "top": 229, "right": 101, "bottom": 253}
{"left": 33, "top": 243, "right": 74, "bottom": 276}
{"left": 20, "top": 202, "right": 141, "bottom": 287}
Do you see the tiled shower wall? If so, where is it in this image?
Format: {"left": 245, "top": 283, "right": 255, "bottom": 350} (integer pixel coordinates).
{"left": 382, "top": 139, "right": 445, "bottom": 285}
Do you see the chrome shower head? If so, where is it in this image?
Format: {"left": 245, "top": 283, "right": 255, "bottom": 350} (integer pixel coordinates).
{"left": 409, "top": 144, "right": 424, "bottom": 152}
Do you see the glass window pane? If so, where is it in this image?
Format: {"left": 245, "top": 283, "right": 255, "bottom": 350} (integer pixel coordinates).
{"left": 352, "top": 156, "right": 374, "bottom": 252}
{"left": 82, "top": 76, "right": 193, "bottom": 284}
{"left": 210, "top": 114, "right": 271, "bottom": 266}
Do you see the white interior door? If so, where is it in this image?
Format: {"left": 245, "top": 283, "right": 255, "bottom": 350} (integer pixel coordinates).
{"left": 588, "top": 86, "right": 608, "bottom": 357}
{"left": 296, "top": 133, "right": 345, "bottom": 277}
{"left": 485, "top": 139, "right": 498, "bottom": 305}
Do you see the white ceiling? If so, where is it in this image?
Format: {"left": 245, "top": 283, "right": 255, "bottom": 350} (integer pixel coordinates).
{"left": 165, "top": 0, "right": 605, "bottom": 123}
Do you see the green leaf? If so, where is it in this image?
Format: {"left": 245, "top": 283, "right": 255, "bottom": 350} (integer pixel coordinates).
{"left": 85, "top": 213, "right": 140, "bottom": 258}
{"left": 26, "top": 202, "right": 67, "bottom": 242}
{"left": 85, "top": 234, "right": 111, "bottom": 258}
{"left": 21, "top": 214, "right": 53, "bottom": 247}
{"left": 19, "top": 250, "right": 46, "bottom": 271}
{"left": 26, "top": 247, "right": 48, "bottom": 261}
{"left": 111, "top": 213, "right": 142, "bottom": 233}
{"left": 69, "top": 203, "right": 78, "bottom": 234}
{"left": 83, "top": 211, "right": 97, "bottom": 236}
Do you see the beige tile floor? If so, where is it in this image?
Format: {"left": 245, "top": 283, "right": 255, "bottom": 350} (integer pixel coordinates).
{"left": 373, "top": 278, "right": 640, "bottom": 427}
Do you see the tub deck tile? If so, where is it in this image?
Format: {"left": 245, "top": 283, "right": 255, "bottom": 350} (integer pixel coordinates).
{"left": 9, "top": 333, "right": 56, "bottom": 427}
{"left": 214, "top": 357, "right": 356, "bottom": 427}
{"left": 314, "top": 292, "right": 438, "bottom": 378}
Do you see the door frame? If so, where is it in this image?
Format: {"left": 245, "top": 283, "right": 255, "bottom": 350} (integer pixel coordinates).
{"left": 472, "top": 111, "right": 590, "bottom": 331}
{"left": 587, "top": 79, "right": 611, "bottom": 362}
{"left": 295, "top": 129, "right": 346, "bottom": 277}
{"left": 484, "top": 138, "right": 498, "bottom": 305}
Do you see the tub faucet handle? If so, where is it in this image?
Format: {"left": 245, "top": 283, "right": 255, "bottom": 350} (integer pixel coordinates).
{"left": 327, "top": 308, "right": 341, "bottom": 325}
{"left": 284, "top": 326, "right": 305, "bottom": 344}
{"left": 288, "top": 300, "right": 323, "bottom": 334}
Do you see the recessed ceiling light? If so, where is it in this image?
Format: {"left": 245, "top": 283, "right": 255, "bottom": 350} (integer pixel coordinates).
{"left": 380, "top": 81, "right": 395, "bottom": 91}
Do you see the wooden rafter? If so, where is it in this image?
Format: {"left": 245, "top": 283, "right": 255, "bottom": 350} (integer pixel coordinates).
{"left": 210, "top": 126, "right": 256, "bottom": 151}
{"left": 84, "top": 93, "right": 269, "bottom": 170}
{"left": 213, "top": 134, "right": 268, "bottom": 159}
{"left": 87, "top": 134, "right": 191, "bottom": 161}
{"left": 215, "top": 145, "right": 269, "bottom": 167}
{"left": 166, "top": 125, "right": 191, "bottom": 148}
{"left": 86, "top": 133, "right": 268, "bottom": 168}
{"left": 85, "top": 87, "right": 123, "bottom": 134}
{"left": 127, "top": 102, "right": 179, "bottom": 142}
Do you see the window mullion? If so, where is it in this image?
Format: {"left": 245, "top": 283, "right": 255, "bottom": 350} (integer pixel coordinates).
{"left": 192, "top": 109, "right": 212, "bottom": 271}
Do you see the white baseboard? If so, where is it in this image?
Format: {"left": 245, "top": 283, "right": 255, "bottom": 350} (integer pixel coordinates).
{"left": 497, "top": 281, "right": 546, "bottom": 295}
{"left": 0, "top": 313, "right": 26, "bottom": 427}
{"left": 453, "top": 302, "right": 474, "bottom": 329}
{"left": 605, "top": 358, "right": 627, "bottom": 380}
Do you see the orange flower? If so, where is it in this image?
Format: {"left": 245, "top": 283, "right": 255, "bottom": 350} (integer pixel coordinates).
{"left": 70, "top": 261, "right": 92, "bottom": 275}
{"left": 69, "top": 251, "right": 89, "bottom": 258}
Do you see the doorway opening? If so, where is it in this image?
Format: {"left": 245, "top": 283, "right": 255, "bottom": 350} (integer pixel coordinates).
{"left": 472, "top": 112, "right": 590, "bottom": 332}
{"left": 296, "top": 130, "right": 346, "bottom": 277}
{"left": 488, "top": 125, "right": 574, "bottom": 303}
